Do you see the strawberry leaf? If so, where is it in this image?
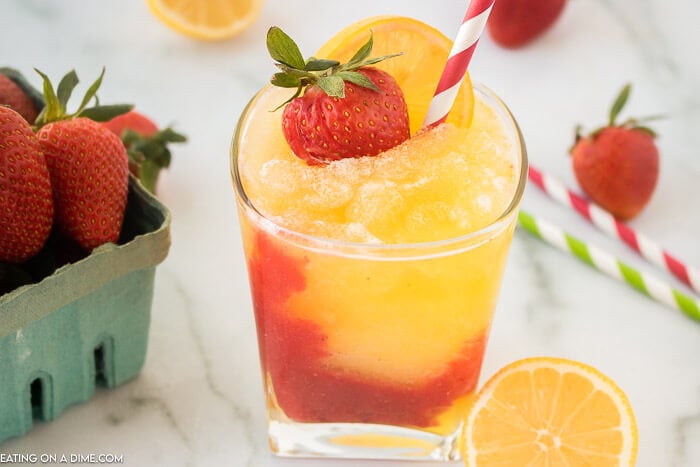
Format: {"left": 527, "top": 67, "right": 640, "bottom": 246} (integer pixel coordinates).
{"left": 271, "top": 72, "right": 301, "bottom": 88}
{"left": 267, "top": 27, "right": 305, "bottom": 70}
{"left": 274, "top": 63, "right": 314, "bottom": 79}
{"left": 56, "top": 70, "right": 79, "bottom": 113}
{"left": 609, "top": 83, "right": 631, "bottom": 126}
{"left": 339, "top": 31, "right": 403, "bottom": 71}
{"left": 347, "top": 31, "right": 374, "bottom": 66}
{"left": 355, "top": 53, "right": 403, "bottom": 67}
{"left": 79, "top": 104, "right": 133, "bottom": 122}
{"left": 266, "top": 25, "right": 402, "bottom": 106}
{"left": 138, "top": 159, "right": 162, "bottom": 194}
{"left": 34, "top": 68, "right": 62, "bottom": 124}
{"left": 76, "top": 67, "right": 105, "bottom": 115}
{"left": 317, "top": 76, "right": 345, "bottom": 98}
{"left": 32, "top": 68, "right": 132, "bottom": 127}
{"left": 336, "top": 71, "right": 379, "bottom": 91}
{"left": 576, "top": 82, "right": 661, "bottom": 144}
{"left": 634, "top": 126, "right": 657, "bottom": 138}
{"left": 121, "top": 126, "right": 186, "bottom": 193}
{"left": 304, "top": 58, "right": 340, "bottom": 72}
{"left": 157, "top": 127, "right": 187, "bottom": 144}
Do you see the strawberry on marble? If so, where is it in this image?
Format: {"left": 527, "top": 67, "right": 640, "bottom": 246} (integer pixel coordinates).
{"left": 570, "top": 84, "right": 660, "bottom": 220}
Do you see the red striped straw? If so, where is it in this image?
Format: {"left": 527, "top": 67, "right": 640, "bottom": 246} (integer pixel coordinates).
{"left": 528, "top": 165, "right": 700, "bottom": 294}
{"left": 423, "top": 0, "right": 495, "bottom": 129}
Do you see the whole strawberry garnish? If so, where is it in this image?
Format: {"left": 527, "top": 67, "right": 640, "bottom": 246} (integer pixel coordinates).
{"left": 102, "top": 110, "right": 186, "bottom": 193}
{"left": 267, "top": 27, "right": 409, "bottom": 164}
{"left": 0, "top": 106, "right": 54, "bottom": 263}
{"left": 571, "top": 84, "right": 660, "bottom": 220}
{"left": 34, "top": 68, "right": 132, "bottom": 251}
{"left": 487, "top": 0, "right": 567, "bottom": 48}
{"left": 0, "top": 70, "right": 41, "bottom": 124}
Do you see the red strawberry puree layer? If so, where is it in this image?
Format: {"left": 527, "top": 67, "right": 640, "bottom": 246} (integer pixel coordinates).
{"left": 247, "top": 231, "right": 486, "bottom": 427}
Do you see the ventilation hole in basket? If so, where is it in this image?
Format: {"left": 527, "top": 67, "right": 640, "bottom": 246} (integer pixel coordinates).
{"left": 94, "top": 344, "right": 108, "bottom": 387}
{"left": 30, "top": 378, "right": 44, "bottom": 420}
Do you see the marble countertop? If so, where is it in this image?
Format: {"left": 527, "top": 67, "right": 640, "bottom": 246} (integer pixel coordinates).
{"left": 2, "top": 0, "right": 699, "bottom": 465}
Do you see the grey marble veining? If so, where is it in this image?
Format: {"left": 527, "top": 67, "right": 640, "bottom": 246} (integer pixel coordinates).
{"left": 1, "top": 0, "right": 700, "bottom": 466}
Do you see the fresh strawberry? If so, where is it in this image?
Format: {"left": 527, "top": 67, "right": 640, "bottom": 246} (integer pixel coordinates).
{"left": 102, "top": 110, "right": 158, "bottom": 137}
{"left": 571, "top": 84, "right": 660, "bottom": 220}
{"left": 34, "top": 68, "right": 132, "bottom": 251}
{"left": 38, "top": 118, "right": 129, "bottom": 250}
{"left": 0, "top": 72, "right": 40, "bottom": 124}
{"left": 0, "top": 106, "right": 54, "bottom": 263}
{"left": 102, "top": 110, "right": 186, "bottom": 193}
{"left": 487, "top": 0, "right": 567, "bottom": 49}
{"left": 267, "top": 27, "right": 409, "bottom": 164}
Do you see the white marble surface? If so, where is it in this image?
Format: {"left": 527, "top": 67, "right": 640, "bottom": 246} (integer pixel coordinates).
{"left": 2, "top": 0, "right": 700, "bottom": 465}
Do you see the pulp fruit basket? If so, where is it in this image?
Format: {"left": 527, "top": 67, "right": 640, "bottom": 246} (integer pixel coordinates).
{"left": 0, "top": 177, "right": 171, "bottom": 443}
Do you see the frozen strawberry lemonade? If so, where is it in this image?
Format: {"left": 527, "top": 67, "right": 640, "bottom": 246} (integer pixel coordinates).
{"left": 231, "top": 16, "right": 525, "bottom": 459}
{"left": 240, "top": 89, "right": 515, "bottom": 244}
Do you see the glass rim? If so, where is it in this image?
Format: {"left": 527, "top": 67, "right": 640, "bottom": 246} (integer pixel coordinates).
{"left": 230, "top": 82, "right": 528, "bottom": 257}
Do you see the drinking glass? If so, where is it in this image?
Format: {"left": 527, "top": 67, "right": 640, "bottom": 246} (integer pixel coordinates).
{"left": 230, "top": 83, "right": 527, "bottom": 461}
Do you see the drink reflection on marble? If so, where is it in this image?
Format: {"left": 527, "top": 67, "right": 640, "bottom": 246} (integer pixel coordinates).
{"left": 230, "top": 82, "right": 527, "bottom": 460}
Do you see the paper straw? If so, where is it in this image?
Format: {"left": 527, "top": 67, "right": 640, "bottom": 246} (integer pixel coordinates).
{"left": 518, "top": 210, "right": 700, "bottom": 323}
{"left": 528, "top": 165, "right": 700, "bottom": 295}
{"left": 423, "top": 0, "right": 495, "bottom": 128}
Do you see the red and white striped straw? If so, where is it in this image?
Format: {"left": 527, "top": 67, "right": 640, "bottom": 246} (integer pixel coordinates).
{"left": 423, "top": 0, "right": 495, "bottom": 129}
{"left": 528, "top": 165, "right": 700, "bottom": 294}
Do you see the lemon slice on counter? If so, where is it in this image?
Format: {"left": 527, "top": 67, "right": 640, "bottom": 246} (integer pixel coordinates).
{"left": 146, "top": 0, "right": 263, "bottom": 40}
{"left": 463, "top": 357, "right": 638, "bottom": 466}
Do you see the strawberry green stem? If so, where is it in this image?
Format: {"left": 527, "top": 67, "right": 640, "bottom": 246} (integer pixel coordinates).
{"left": 267, "top": 26, "right": 402, "bottom": 107}
{"left": 34, "top": 68, "right": 132, "bottom": 128}
{"left": 608, "top": 82, "right": 631, "bottom": 127}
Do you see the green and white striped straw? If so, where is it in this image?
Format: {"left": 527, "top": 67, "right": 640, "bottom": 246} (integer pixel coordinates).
{"left": 518, "top": 210, "right": 700, "bottom": 323}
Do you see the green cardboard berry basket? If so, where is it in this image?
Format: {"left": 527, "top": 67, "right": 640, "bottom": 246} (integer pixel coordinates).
{"left": 0, "top": 176, "right": 171, "bottom": 443}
